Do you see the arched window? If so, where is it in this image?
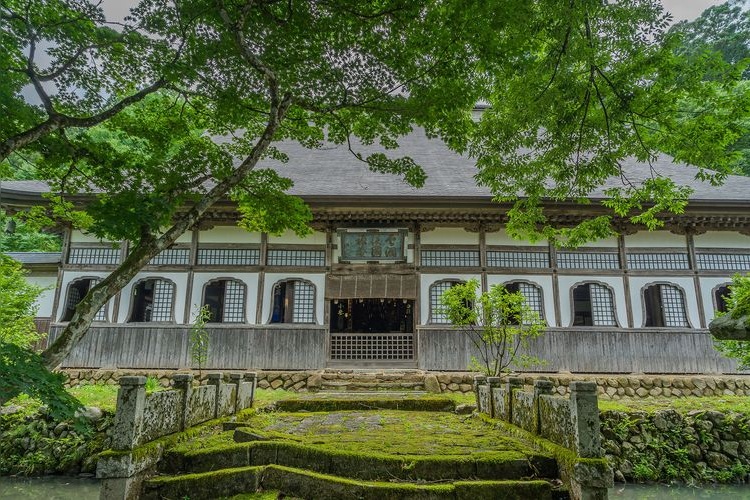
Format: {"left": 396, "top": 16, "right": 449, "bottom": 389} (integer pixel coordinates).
{"left": 504, "top": 281, "right": 545, "bottom": 323}
{"left": 62, "top": 278, "right": 106, "bottom": 322}
{"left": 270, "top": 279, "right": 316, "bottom": 324}
{"left": 643, "top": 283, "right": 690, "bottom": 327}
{"left": 572, "top": 282, "right": 617, "bottom": 327}
{"left": 429, "top": 280, "right": 465, "bottom": 324}
{"left": 203, "top": 279, "right": 246, "bottom": 323}
{"left": 714, "top": 284, "right": 732, "bottom": 314}
{"left": 128, "top": 278, "right": 175, "bottom": 323}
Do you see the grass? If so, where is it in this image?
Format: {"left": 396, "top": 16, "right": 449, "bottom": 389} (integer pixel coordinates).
{"left": 598, "top": 395, "right": 750, "bottom": 414}
{"left": 67, "top": 384, "right": 119, "bottom": 412}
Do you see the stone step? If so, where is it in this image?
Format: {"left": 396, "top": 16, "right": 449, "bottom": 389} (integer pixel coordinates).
{"left": 319, "top": 380, "right": 424, "bottom": 389}
{"left": 144, "top": 464, "right": 564, "bottom": 500}
{"left": 161, "top": 434, "right": 558, "bottom": 482}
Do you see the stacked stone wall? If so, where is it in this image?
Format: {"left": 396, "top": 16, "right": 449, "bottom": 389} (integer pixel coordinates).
{"left": 62, "top": 369, "right": 750, "bottom": 398}
{"left": 602, "top": 409, "right": 750, "bottom": 483}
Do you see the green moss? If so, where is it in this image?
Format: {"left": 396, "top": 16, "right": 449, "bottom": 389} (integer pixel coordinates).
{"left": 599, "top": 395, "right": 750, "bottom": 414}
{"left": 273, "top": 396, "right": 456, "bottom": 413}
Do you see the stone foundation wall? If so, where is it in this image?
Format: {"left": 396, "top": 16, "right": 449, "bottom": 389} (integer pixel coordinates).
{"left": 61, "top": 369, "right": 750, "bottom": 399}
{"left": 602, "top": 409, "right": 750, "bottom": 483}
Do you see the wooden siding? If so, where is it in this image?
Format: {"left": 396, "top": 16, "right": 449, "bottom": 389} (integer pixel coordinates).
{"left": 47, "top": 325, "right": 327, "bottom": 370}
{"left": 417, "top": 327, "right": 742, "bottom": 374}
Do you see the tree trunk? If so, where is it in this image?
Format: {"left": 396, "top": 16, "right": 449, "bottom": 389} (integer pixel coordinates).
{"left": 40, "top": 94, "right": 292, "bottom": 371}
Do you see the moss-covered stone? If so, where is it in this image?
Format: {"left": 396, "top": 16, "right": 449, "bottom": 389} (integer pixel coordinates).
{"left": 142, "top": 465, "right": 263, "bottom": 500}
{"left": 273, "top": 397, "right": 455, "bottom": 413}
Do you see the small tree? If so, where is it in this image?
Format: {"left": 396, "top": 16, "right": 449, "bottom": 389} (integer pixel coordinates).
{"left": 441, "top": 279, "right": 545, "bottom": 377}
{"left": 713, "top": 274, "right": 750, "bottom": 368}
{"left": 190, "top": 305, "right": 211, "bottom": 376}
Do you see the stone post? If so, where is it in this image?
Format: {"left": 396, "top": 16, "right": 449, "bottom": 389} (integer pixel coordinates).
{"left": 487, "top": 376, "right": 502, "bottom": 418}
{"left": 245, "top": 371, "right": 258, "bottom": 405}
{"left": 569, "top": 381, "right": 601, "bottom": 458}
{"left": 503, "top": 377, "right": 523, "bottom": 424}
{"left": 207, "top": 372, "right": 223, "bottom": 419}
{"left": 473, "top": 375, "right": 487, "bottom": 413}
{"left": 111, "top": 376, "right": 146, "bottom": 450}
{"left": 568, "top": 382, "right": 611, "bottom": 500}
{"left": 173, "top": 373, "right": 194, "bottom": 431}
{"left": 230, "top": 373, "right": 243, "bottom": 414}
{"left": 533, "top": 379, "right": 554, "bottom": 434}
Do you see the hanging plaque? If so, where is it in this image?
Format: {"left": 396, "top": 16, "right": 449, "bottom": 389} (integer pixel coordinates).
{"left": 338, "top": 229, "right": 407, "bottom": 262}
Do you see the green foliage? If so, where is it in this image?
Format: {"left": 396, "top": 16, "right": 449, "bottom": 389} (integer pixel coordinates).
{"left": 190, "top": 305, "right": 211, "bottom": 374}
{"left": 0, "top": 343, "right": 81, "bottom": 422}
{"left": 713, "top": 274, "right": 750, "bottom": 368}
{"left": 0, "top": 254, "right": 44, "bottom": 348}
{"left": 441, "top": 279, "right": 545, "bottom": 377}
{"left": 145, "top": 376, "right": 160, "bottom": 393}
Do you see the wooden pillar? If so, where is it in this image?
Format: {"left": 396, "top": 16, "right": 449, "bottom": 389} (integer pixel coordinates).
{"left": 414, "top": 224, "right": 422, "bottom": 328}
{"left": 549, "top": 241, "right": 562, "bottom": 327}
{"left": 479, "top": 224, "right": 488, "bottom": 293}
{"left": 687, "top": 231, "right": 707, "bottom": 328}
{"left": 255, "top": 233, "right": 268, "bottom": 324}
{"left": 50, "top": 225, "right": 72, "bottom": 324}
{"left": 183, "top": 229, "right": 199, "bottom": 324}
{"left": 110, "top": 239, "right": 129, "bottom": 324}
{"left": 619, "top": 234, "right": 634, "bottom": 328}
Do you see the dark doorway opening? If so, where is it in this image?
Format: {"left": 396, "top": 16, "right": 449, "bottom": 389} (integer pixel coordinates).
{"left": 329, "top": 299, "right": 414, "bottom": 333}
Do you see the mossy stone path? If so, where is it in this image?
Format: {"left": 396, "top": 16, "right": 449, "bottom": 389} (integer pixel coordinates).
{"left": 236, "top": 410, "right": 541, "bottom": 458}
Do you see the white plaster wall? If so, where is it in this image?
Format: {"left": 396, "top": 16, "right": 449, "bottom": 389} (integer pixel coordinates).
{"left": 116, "top": 272, "right": 189, "bottom": 323}
{"left": 70, "top": 230, "right": 114, "bottom": 244}
{"left": 189, "top": 272, "right": 260, "bottom": 323}
{"left": 694, "top": 231, "right": 750, "bottom": 249}
{"left": 628, "top": 276, "right": 700, "bottom": 329}
{"left": 557, "top": 275, "right": 628, "bottom": 328}
{"left": 577, "top": 237, "right": 619, "bottom": 248}
{"left": 25, "top": 275, "right": 58, "bottom": 317}
{"left": 269, "top": 230, "right": 326, "bottom": 245}
{"left": 199, "top": 226, "right": 262, "bottom": 244}
{"left": 332, "top": 230, "right": 414, "bottom": 263}
{"left": 261, "top": 273, "right": 326, "bottom": 325}
{"left": 485, "top": 228, "right": 547, "bottom": 247}
{"left": 420, "top": 273, "right": 481, "bottom": 325}
{"left": 700, "top": 276, "right": 734, "bottom": 321}
{"left": 174, "top": 232, "right": 192, "bottom": 244}
{"left": 421, "top": 227, "right": 479, "bottom": 245}
{"left": 625, "top": 231, "right": 686, "bottom": 249}
{"left": 57, "top": 271, "right": 116, "bottom": 322}
{"left": 486, "top": 275, "right": 555, "bottom": 326}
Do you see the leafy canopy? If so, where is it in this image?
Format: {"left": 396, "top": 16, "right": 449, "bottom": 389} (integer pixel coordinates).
{"left": 714, "top": 274, "right": 750, "bottom": 368}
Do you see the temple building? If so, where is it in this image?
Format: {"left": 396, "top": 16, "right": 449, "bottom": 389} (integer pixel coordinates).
{"left": 3, "top": 130, "right": 750, "bottom": 374}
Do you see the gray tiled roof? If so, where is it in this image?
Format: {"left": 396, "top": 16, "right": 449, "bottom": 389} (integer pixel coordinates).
{"left": 4, "top": 252, "right": 61, "bottom": 265}
{"left": 3, "top": 129, "right": 750, "bottom": 202}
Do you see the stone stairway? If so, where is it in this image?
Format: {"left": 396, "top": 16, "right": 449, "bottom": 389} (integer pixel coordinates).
{"left": 140, "top": 395, "right": 570, "bottom": 499}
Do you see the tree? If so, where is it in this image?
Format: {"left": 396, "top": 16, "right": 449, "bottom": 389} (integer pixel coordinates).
{"left": 0, "top": 254, "right": 80, "bottom": 417}
{"left": 711, "top": 274, "right": 750, "bottom": 367}
{"left": 190, "top": 305, "right": 211, "bottom": 377}
{"left": 0, "top": 0, "right": 748, "bottom": 373}
{"left": 441, "top": 279, "right": 545, "bottom": 377}
{"left": 670, "top": 1, "right": 750, "bottom": 175}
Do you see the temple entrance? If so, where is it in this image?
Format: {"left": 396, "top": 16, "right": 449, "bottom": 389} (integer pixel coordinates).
{"left": 328, "top": 298, "right": 415, "bottom": 363}
{"left": 329, "top": 299, "right": 414, "bottom": 334}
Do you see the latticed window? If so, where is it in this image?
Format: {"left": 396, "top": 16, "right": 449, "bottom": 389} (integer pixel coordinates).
{"left": 62, "top": 278, "right": 106, "bottom": 322}
{"left": 429, "top": 280, "right": 464, "bottom": 324}
{"left": 270, "top": 280, "right": 316, "bottom": 323}
{"left": 68, "top": 247, "right": 120, "bottom": 265}
{"left": 696, "top": 253, "right": 750, "bottom": 271}
{"left": 643, "top": 284, "right": 690, "bottom": 328}
{"left": 486, "top": 251, "right": 549, "bottom": 268}
{"left": 627, "top": 253, "right": 689, "bottom": 270}
{"left": 197, "top": 248, "right": 260, "bottom": 266}
{"left": 421, "top": 250, "right": 480, "bottom": 267}
{"left": 572, "top": 283, "right": 617, "bottom": 327}
{"left": 504, "top": 281, "right": 544, "bottom": 322}
{"left": 557, "top": 252, "right": 619, "bottom": 270}
{"left": 128, "top": 278, "right": 174, "bottom": 322}
{"left": 267, "top": 249, "right": 325, "bottom": 266}
{"left": 149, "top": 248, "right": 190, "bottom": 266}
{"left": 714, "top": 284, "right": 731, "bottom": 314}
{"left": 203, "top": 279, "right": 246, "bottom": 323}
